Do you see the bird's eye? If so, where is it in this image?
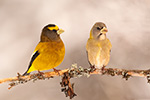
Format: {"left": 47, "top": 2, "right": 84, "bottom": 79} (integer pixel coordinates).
{"left": 97, "top": 27, "right": 103, "bottom": 30}
{"left": 97, "top": 27, "right": 100, "bottom": 30}
{"left": 100, "top": 33, "right": 102, "bottom": 35}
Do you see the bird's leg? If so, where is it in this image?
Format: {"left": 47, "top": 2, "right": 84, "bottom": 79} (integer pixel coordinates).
{"left": 101, "top": 66, "right": 106, "bottom": 74}
{"left": 38, "top": 70, "right": 44, "bottom": 76}
{"left": 90, "top": 65, "right": 96, "bottom": 72}
{"left": 53, "top": 68, "right": 61, "bottom": 76}
{"left": 37, "top": 70, "right": 45, "bottom": 79}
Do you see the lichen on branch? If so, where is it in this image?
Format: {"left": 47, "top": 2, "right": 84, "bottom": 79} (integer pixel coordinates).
{"left": 0, "top": 64, "right": 150, "bottom": 99}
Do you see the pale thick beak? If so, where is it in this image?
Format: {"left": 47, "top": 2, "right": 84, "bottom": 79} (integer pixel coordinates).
{"left": 101, "top": 27, "right": 108, "bottom": 34}
{"left": 57, "top": 29, "right": 64, "bottom": 35}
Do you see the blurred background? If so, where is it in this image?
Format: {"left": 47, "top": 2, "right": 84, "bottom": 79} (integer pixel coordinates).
{"left": 0, "top": 0, "right": 150, "bottom": 100}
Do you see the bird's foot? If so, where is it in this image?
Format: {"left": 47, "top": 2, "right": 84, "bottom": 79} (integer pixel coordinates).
{"left": 37, "top": 70, "right": 45, "bottom": 79}
{"left": 53, "top": 68, "right": 61, "bottom": 76}
{"left": 90, "top": 65, "right": 96, "bottom": 72}
{"left": 101, "top": 66, "right": 106, "bottom": 74}
{"left": 37, "top": 70, "right": 44, "bottom": 76}
{"left": 38, "top": 70, "right": 44, "bottom": 75}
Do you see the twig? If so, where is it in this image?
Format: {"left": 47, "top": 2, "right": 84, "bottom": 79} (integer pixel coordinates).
{"left": 0, "top": 64, "right": 150, "bottom": 99}
{"left": 60, "top": 72, "right": 77, "bottom": 99}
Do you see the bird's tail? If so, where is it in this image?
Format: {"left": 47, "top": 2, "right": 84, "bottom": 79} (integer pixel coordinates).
{"left": 22, "top": 70, "right": 30, "bottom": 76}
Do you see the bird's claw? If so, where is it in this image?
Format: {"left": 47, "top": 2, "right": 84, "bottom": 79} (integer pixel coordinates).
{"left": 53, "top": 68, "right": 61, "bottom": 76}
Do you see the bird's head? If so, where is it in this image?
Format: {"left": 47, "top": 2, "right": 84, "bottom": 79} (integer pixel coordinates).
{"left": 90, "top": 22, "right": 108, "bottom": 40}
{"left": 41, "top": 24, "right": 64, "bottom": 42}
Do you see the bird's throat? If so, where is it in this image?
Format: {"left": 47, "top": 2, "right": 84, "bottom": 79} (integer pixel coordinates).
{"left": 98, "top": 34, "right": 106, "bottom": 40}
{"left": 40, "top": 35, "right": 61, "bottom": 42}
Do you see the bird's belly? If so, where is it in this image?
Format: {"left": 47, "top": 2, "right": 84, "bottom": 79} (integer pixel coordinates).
{"left": 33, "top": 48, "right": 65, "bottom": 71}
{"left": 88, "top": 47, "right": 110, "bottom": 69}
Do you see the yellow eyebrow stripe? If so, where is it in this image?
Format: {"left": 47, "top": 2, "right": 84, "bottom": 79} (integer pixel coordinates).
{"left": 48, "top": 26, "right": 59, "bottom": 30}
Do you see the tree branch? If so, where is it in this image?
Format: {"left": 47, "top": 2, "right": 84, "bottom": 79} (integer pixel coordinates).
{"left": 0, "top": 64, "right": 150, "bottom": 99}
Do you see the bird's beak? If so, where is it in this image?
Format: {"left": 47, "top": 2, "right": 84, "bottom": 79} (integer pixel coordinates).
{"left": 101, "top": 27, "right": 108, "bottom": 34}
{"left": 57, "top": 29, "right": 64, "bottom": 35}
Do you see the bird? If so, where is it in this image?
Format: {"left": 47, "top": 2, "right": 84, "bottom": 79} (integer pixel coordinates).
{"left": 86, "top": 22, "right": 112, "bottom": 70}
{"left": 23, "top": 24, "right": 65, "bottom": 75}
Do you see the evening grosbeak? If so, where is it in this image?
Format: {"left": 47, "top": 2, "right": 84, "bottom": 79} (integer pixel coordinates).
{"left": 86, "top": 22, "right": 112, "bottom": 69}
{"left": 23, "top": 24, "right": 65, "bottom": 75}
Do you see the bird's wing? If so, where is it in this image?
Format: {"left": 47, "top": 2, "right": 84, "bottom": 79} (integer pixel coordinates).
{"left": 107, "top": 39, "right": 112, "bottom": 52}
{"left": 86, "top": 50, "right": 93, "bottom": 66}
{"left": 86, "top": 39, "right": 94, "bottom": 66}
{"left": 23, "top": 50, "right": 40, "bottom": 75}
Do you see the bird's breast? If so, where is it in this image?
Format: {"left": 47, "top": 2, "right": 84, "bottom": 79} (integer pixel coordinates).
{"left": 32, "top": 40, "right": 65, "bottom": 70}
{"left": 86, "top": 38, "right": 111, "bottom": 68}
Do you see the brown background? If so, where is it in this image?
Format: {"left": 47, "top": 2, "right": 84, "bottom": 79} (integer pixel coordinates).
{"left": 0, "top": 0, "right": 150, "bottom": 100}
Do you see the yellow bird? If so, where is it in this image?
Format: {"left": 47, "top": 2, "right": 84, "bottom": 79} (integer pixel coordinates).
{"left": 23, "top": 24, "right": 65, "bottom": 75}
{"left": 86, "top": 22, "right": 112, "bottom": 70}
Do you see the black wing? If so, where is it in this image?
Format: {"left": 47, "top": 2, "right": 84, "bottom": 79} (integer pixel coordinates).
{"left": 22, "top": 50, "right": 40, "bottom": 76}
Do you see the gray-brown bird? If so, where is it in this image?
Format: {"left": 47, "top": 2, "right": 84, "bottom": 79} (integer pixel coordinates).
{"left": 86, "top": 22, "right": 112, "bottom": 70}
